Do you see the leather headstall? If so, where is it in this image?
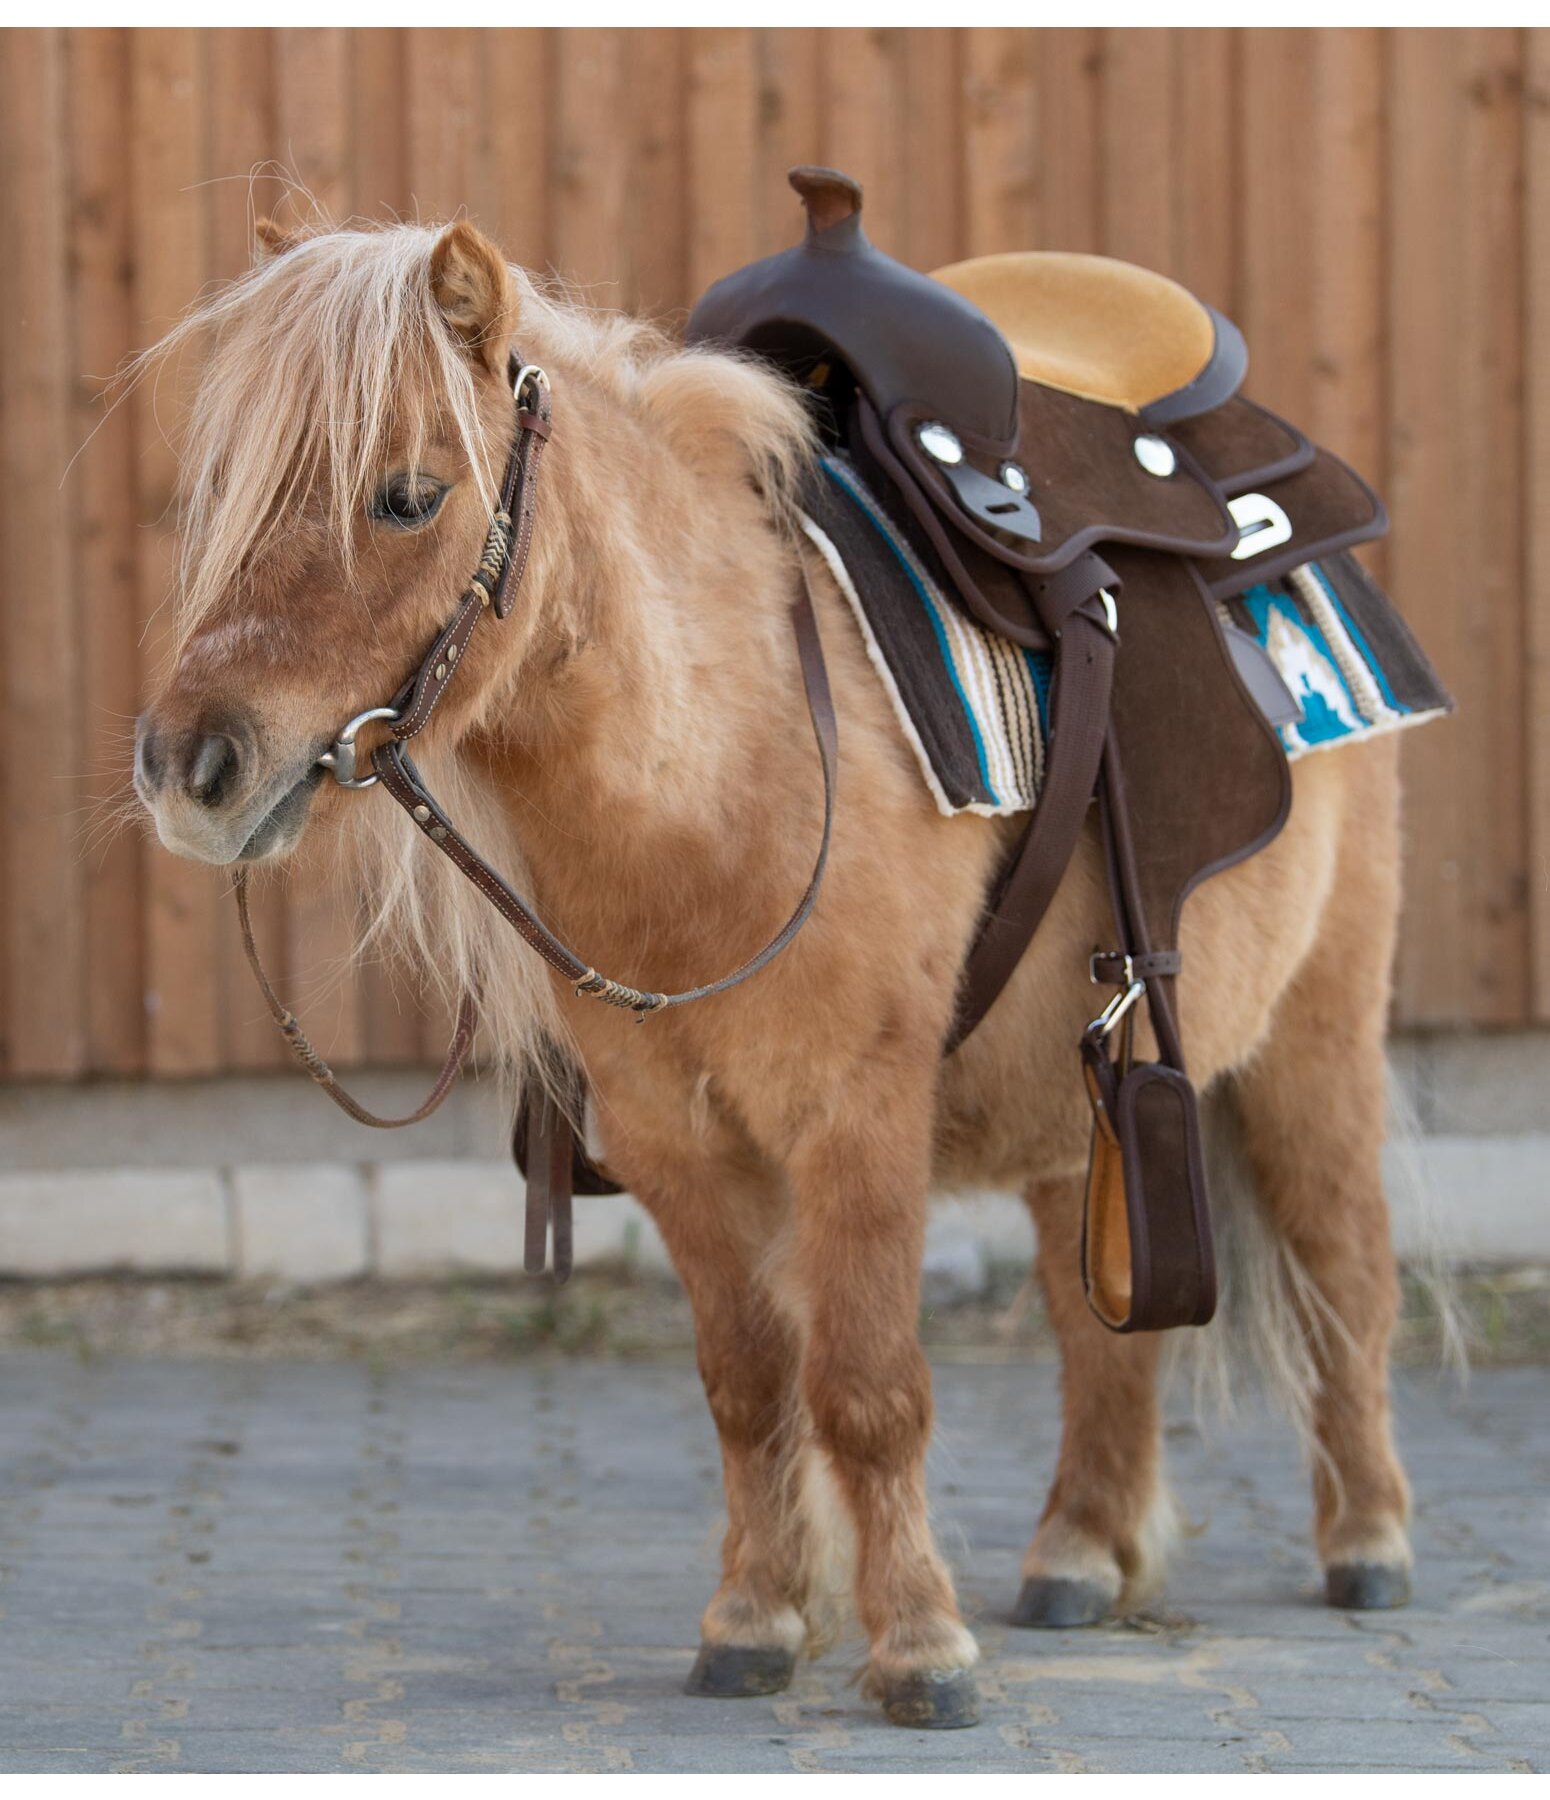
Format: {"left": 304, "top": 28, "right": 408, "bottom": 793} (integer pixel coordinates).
{"left": 235, "top": 352, "right": 839, "bottom": 1279}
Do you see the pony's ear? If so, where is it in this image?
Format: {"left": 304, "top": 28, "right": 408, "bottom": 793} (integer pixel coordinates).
{"left": 254, "top": 216, "right": 307, "bottom": 263}
{"left": 429, "top": 221, "right": 513, "bottom": 375}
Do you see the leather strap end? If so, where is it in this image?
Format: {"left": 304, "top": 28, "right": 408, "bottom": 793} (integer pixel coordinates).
{"left": 522, "top": 1086, "right": 554, "bottom": 1277}
{"left": 521, "top": 1083, "right": 577, "bottom": 1282}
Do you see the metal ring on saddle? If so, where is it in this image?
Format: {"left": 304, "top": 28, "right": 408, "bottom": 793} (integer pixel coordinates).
{"left": 316, "top": 704, "right": 403, "bottom": 789}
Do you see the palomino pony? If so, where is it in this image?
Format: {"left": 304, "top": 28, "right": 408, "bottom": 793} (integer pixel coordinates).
{"left": 133, "top": 216, "right": 1413, "bottom": 1730}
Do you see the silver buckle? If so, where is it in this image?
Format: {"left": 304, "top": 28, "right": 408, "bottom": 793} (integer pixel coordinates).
{"left": 512, "top": 362, "right": 550, "bottom": 406}
{"left": 317, "top": 705, "right": 402, "bottom": 790}
{"left": 1089, "top": 950, "right": 1134, "bottom": 987}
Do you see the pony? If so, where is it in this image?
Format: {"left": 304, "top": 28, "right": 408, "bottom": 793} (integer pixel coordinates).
{"left": 132, "top": 215, "right": 1413, "bottom": 1730}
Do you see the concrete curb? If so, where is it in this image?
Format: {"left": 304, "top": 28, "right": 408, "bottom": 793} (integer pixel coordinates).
{"left": 1, "top": 1032, "right": 1545, "bottom": 1283}
{"left": 0, "top": 1136, "right": 1543, "bottom": 1285}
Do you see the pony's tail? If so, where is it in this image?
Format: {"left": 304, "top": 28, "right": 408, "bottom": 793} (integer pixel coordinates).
{"left": 1165, "top": 1065, "right": 1466, "bottom": 1457}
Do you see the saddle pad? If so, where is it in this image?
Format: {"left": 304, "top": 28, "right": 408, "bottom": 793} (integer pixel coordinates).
{"left": 1224, "top": 557, "right": 1453, "bottom": 758}
{"left": 801, "top": 455, "right": 1052, "bottom": 816}
{"left": 803, "top": 456, "right": 1451, "bottom": 820}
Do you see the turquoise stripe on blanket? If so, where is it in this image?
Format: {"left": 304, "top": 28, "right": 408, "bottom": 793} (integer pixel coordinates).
{"left": 1233, "top": 562, "right": 1449, "bottom": 760}
{"left": 804, "top": 455, "right": 1051, "bottom": 818}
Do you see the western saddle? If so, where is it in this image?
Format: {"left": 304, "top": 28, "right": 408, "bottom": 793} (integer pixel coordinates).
{"left": 536, "top": 166, "right": 1391, "bottom": 1333}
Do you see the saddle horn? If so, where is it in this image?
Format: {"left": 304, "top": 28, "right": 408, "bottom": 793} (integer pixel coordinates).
{"left": 789, "top": 165, "right": 862, "bottom": 235}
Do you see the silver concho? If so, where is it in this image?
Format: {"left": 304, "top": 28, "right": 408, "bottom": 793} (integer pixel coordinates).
{"left": 1132, "top": 434, "right": 1177, "bottom": 479}
{"left": 999, "top": 461, "right": 1030, "bottom": 494}
{"left": 916, "top": 420, "right": 964, "bottom": 466}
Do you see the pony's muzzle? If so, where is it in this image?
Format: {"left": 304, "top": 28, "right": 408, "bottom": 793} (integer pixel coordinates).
{"left": 135, "top": 713, "right": 252, "bottom": 813}
{"left": 134, "top": 708, "right": 311, "bottom": 865}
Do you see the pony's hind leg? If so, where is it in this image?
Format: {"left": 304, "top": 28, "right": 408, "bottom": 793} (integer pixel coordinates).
{"left": 633, "top": 1164, "right": 821, "bottom": 1697}
{"left": 1230, "top": 740, "right": 1412, "bottom": 1608}
{"left": 1013, "top": 1174, "right": 1174, "bottom": 1628}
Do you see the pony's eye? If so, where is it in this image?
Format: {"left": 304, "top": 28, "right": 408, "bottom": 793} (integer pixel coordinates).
{"left": 370, "top": 474, "right": 448, "bottom": 530}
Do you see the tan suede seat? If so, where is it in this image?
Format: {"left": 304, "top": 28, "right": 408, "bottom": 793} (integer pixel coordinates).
{"left": 932, "top": 252, "right": 1233, "bottom": 419}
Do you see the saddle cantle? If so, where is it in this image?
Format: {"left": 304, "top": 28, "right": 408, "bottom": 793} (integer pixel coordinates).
{"left": 524, "top": 166, "right": 1442, "bottom": 1333}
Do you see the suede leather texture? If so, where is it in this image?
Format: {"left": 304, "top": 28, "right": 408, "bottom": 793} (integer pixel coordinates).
{"left": 1170, "top": 395, "right": 1315, "bottom": 496}
{"left": 932, "top": 251, "right": 1218, "bottom": 412}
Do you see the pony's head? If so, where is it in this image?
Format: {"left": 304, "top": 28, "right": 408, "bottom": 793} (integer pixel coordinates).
{"left": 132, "top": 213, "right": 812, "bottom": 869}
{"left": 132, "top": 217, "right": 540, "bottom": 864}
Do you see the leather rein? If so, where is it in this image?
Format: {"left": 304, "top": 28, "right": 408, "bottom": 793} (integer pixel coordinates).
{"left": 235, "top": 355, "right": 838, "bottom": 1130}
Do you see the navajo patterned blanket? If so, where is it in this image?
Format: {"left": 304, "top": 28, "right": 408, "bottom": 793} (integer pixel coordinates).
{"left": 800, "top": 454, "right": 1451, "bottom": 820}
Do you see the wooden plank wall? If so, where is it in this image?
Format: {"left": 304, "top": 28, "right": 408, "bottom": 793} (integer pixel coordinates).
{"left": 0, "top": 26, "right": 1540, "bottom": 1079}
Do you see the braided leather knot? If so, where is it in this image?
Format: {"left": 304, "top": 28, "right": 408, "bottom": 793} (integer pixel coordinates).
{"left": 465, "top": 513, "right": 512, "bottom": 607}
{"left": 279, "top": 1020, "right": 335, "bottom": 1084}
{"left": 467, "top": 511, "right": 512, "bottom": 601}
{"left": 575, "top": 970, "right": 667, "bottom": 1015}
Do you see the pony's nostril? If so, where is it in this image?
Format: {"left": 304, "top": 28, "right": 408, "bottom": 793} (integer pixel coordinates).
{"left": 135, "top": 716, "right": 166, "bottom": 790}
{"left": 185, "top": 733, "right": 241, "bottom": 809}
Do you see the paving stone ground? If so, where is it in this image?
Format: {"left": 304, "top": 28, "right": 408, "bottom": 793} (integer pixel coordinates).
{"left": 0, "top": 1351, "right": 1545, "bottom": 1773}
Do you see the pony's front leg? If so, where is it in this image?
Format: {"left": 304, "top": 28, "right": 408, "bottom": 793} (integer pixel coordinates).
{"left": 786, "top": 1062, "right": 980, "bottom": 1729}
{"left": 632, "top": 1169, "right": 818, "bottom": 1697}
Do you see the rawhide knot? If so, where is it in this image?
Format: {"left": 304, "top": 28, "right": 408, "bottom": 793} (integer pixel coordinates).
{"left": 468, "top": 511, "right": 513, "bottom": 604}
{"left": 574, "top": 970, "right": 668, "bottom": 1016}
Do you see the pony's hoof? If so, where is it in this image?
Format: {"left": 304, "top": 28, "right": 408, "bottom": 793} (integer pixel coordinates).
{"left": 1325, "top": 1562, "right": 1412, "bottom": 1611}
{"left": 880, "top": 1668, "right": 981, "bottom": 1730}
{"left": 685, "top": 1642, "right": 795, "bottom": 1698}
{"left": 1010, "top": 1575, "right": 1113, "bottom": 1629}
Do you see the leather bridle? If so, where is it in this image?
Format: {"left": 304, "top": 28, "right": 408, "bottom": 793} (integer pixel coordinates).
{"left": 235, "top": 354, "right": 837, "bottom": 1130}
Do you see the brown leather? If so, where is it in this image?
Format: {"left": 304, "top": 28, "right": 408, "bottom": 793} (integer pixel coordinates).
{"left": 389, "top": 395, "right": 552, "bottom": 741}
{"left": 1104, "top": 552, "right": 1292, "bottom": 967}
{"left": 850, "top": 394, "right": 1046, "bottom": 648}
{"left": 1169, "top": 395, "right": 1313, "bottom": 497}
{"left": 1196, "top": 446, "right": 1386, "bottom": 599}
{"left": 687, "top": 172, "right": 1021, "bottom": 454}
{"left": 1081, "top": 1041, "right": 1215, "bottom": 1332}
{"left": 885, "top": 385, "right": 1239, "bottom": 581}
{"left": 946, "top": 567, "right": 1118, "bottom": 1051}
{"left": 788, "top": 165, "right": 861, "bottom": 233}
{"left": 512, "top": 1062, "right": 624, "bottom": 1202}
{"left": 372, "top": 569, "right": 836, "bottom": 1017}
{"left": 234, "top": 869, "right": 479, "bottom": 1127}
{"left": 522, "top": 1081, "right": 576, "bottom": 1283}
{"left": 1089, "top": 950, "right": 1182, "bottom": 985}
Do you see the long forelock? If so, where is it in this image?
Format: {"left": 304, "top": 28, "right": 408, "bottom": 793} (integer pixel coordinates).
{"left": 138, "top": 219, "right": 813, "bottom": 659}
{"left": 140, "top": 223, "right": 497, "bottom": 652}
